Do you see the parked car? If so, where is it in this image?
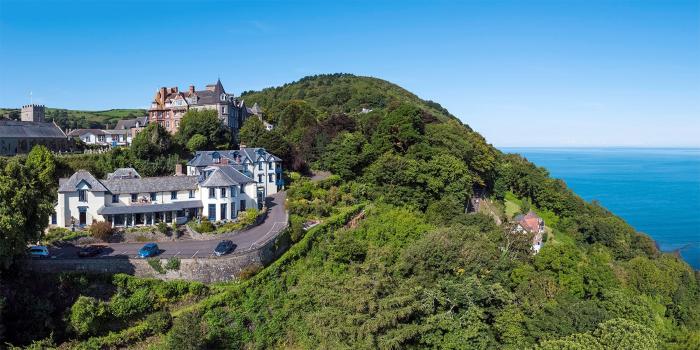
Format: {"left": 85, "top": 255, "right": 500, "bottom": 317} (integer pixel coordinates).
{"left": 28, "top": 245, "right": 49, "bottom": 258}
{"left": 138, "top": 243, "right": 160, "bottom": 258}
{"left": 214, "top": 240, "right": 235, "bottom": 256}
{"left": 77, "top": 245, "right": 103, "bottom": 258}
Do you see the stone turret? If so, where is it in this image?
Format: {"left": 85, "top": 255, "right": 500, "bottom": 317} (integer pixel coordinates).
{"left": 21, "top": 104, "right": 45, "bottom": 122}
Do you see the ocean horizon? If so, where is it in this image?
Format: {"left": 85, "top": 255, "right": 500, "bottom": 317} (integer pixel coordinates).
{"left": 500, "top": 147, "right": 700, "bottom": 269}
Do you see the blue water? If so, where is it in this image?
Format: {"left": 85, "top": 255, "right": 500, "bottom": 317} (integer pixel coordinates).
{"left": 500, "top": 148, "right": 700, "bottom": 269}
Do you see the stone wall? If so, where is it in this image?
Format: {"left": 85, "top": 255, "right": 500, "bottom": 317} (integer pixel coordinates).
{"left": 22, "top": 227, "right": 291, "bottom": 284}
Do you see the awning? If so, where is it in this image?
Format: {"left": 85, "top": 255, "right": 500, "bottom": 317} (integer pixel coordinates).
{"left": 97, "top": 200, "right": 203, "bottom": 215}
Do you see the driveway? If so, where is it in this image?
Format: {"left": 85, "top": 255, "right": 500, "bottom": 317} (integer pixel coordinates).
{"left": 47, "top": 191, "right": 288, "bottom": 260}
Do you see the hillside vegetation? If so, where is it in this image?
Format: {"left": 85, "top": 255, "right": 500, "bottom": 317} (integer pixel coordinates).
{"left": 0, "top": 108, "right": 146, "bottom": 130}
{"left": 1, "top": 74, "right": 698, "bottom": 349}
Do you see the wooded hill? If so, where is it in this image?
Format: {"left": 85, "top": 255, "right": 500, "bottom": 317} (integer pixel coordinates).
{"left": 2, "top": 74, "right": 698, "bottom": 349}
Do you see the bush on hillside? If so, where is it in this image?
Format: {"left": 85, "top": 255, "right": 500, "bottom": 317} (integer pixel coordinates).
{"left": 88, "top": 221, "right": 113, "bottom": 241}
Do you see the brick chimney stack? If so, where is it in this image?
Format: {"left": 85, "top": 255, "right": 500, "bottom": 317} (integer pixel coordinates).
{"left": 175, "top": 163, "right": 184, "bottom": 176}
{"left": 189, "top": 85, "right": 195, "bottom": 94}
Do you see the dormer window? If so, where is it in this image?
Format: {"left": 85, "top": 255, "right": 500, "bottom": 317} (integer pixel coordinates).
{"left": 78, "top": 190, "right": 87, "bottom": 202}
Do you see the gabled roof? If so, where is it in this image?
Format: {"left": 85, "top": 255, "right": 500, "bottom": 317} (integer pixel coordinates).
{"left": 0, "top": 120, "right": 67, "bottom": 138}
{"left": 101, "top": 176, "right": 199, "bottom": 194}
{"left": 200, "top": 165, "right": 255, "bottom": 187}
{"left": 106, "top": 168, "right": 141, "bottom": 180}
{"left": 58, "top": 170, "right": 108, "bottom": 192}
{"left": 115, "top": 117, "right": 147, "bottom": 130}
{"left": 515, "top": 211, "right": 543, "bottom": 233}
{"left": 188, "top": 148, "right": 282, "bottom": 167}
{"left": 67, "top": 129, "right": 105, "bottom": 137}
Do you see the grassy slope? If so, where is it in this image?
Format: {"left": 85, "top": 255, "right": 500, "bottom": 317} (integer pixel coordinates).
{"left": 0, "top": 107, "right": 146, "bottom": 129}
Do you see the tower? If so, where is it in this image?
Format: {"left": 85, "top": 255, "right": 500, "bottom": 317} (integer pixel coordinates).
{"left": 21, "top": 104, "right": 45, "bottom": 122}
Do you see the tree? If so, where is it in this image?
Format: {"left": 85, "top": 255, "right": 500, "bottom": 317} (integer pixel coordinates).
{"left": 239, "top": 117, "right": 267, "bottom": 146}
{"left": 186, "top": 133, "right": 208, "bottom": 152}
{"left": 70, "top": 296, "right": 107, "bottom": 336}
{"left": 130, "top": 123, "right": 172, "bottom": 160}
{"left": 0, "top": 153, "right": 55, "bottom": 269}
{"left": 175, "top": 109, "right": 232, "bottom": 149}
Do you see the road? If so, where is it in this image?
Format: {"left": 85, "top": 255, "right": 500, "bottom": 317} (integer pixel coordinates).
{"left": 48, "top": 191, "right": 288, "bottom": 260}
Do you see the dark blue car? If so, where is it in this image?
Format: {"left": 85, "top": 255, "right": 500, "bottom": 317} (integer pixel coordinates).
{"left": 138, "top": 243, "right": 160, "bottom": 258}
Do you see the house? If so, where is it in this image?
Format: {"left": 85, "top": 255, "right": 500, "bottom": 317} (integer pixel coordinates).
{"left": 114, "top": 116, "right": 148, "bottom": 140}
{"left": 513, "top": 211, "right": 545, "bottom": 253}
{"left": 51, "top": 148, "right": 283, "bottom": 228}
{"left": 187, "top": 147, "right": 283, "bottom": 201}
{"left": 247, "top": 102, "right": 273, "bottom": 131}
{"left": 0, "top": 118, "right": 74, "bottom": 156}
{"left": 148, "top": 79, "right": 251, "bottom": 138}
{"left": 67, "top": 128, "right": 130, "bottom": 147}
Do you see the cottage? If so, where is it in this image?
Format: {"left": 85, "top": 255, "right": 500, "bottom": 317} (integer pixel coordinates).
{"left": 513, "top": 211, "right": 545, "bottom": 253}
{"left": 67, "top": 128, "right": 131, "bottom": 147}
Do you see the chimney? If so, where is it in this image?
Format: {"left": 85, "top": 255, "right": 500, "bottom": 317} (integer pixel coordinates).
{"left": 222, "top": 158, "right": 229, "bottom": 165}
{"left": 239, "top": 143, "right": 246, "bottom": 149}
{"left": 175, "top": 163, "right": 184, "bottom": 176}
{"left": 189, "top": 85, "right": 195, "bottom": 94}
{"left": 159, "top": 87, "right": 167, "bottom": 103}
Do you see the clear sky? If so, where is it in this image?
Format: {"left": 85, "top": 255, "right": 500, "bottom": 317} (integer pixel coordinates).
{"left": 1, "top": 0, "right": 698, "bottom": 147}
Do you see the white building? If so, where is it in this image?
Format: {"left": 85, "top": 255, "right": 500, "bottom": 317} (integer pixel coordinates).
{"left": 51, "top": 160, "right": 268, "bottom": 228}
{"left": 187, "top": 147, "right": 283, "bottom": 202}
{"left": 67, "top": 129, "right": 131, "bottom": 147}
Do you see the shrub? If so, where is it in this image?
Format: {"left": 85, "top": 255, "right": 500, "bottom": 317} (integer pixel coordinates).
{"left": 88, "top": 221, "right": 113, "bottom": 241}
{"left": 197, "top": 218, "right": 214, "bottom": 233}
{"left": 70, "top": 296, "right": 108, "bottom": 336}
{"left": 156, "top": 222, "right": 169, "bottom": 234}
{"left": 147, "top": 258, "right": 166, "bottom": 274}
{"left": 165, "top": 257, "right": 181, "bottom": 271}
{"left": 109, "top": 288, "right": 154, "bottom": 319}
{"left": 145, "top": 311, "right": 173, "bottom": 334}
{"left": 289, "top": 215, "right": 305, "bottom": 242}
{"left": 43, "top": 227, "right": 88, "bottom": 245}
{"left": 166, "top": 311, "right": 206, "bottom": 350}
{"left": 239, "top": 264, "right": 263, "bottom": 280}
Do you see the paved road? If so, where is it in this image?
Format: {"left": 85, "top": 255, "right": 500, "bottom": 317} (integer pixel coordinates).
{"left": 48, "top": 191, "right": 288, "bottom": 260}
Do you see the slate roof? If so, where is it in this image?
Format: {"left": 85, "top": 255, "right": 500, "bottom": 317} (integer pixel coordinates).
{"left": 58, "top": 170, "right": 109, "bottom": 192}
{"left": 106, "top": 168, "right": 141, "bottom": 180}
{"left": 0, "top": 120, "right": 67, "bottom": 139}
{"left": 200, "top": 165, "right": 255, "bottom": 187}
{"left": 188, "top": 148, "right": 282, "bottom": 167}
{"left": 115, "top": 117, "right": 147, "bottom": 130}
{"left": 97, "top": 200, "right": 202, "bottom": 215}
{"left": 67, "top": 129, "right": 105, "bottom": 137}
{"left": 101, "top": 176, "right": 199, "bottom": 194}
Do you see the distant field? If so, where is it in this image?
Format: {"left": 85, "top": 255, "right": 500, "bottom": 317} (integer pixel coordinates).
{"left": 0, "top": 107, "right": 147, "bottom": 129}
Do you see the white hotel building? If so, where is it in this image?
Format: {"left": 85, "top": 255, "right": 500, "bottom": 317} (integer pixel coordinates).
{"left": 51, "top": 148, "right": 282, "bottom": 228}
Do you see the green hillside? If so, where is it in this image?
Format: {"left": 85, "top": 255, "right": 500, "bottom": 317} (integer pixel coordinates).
{"left": 0, "top": 107, "right": 146, "bottom": 129}
{"left": 2, "top": 74, "right": 698, "bottom": 349}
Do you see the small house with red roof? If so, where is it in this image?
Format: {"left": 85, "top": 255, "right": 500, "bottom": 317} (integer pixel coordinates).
{"left": 513, "top": 211, "right": 545, "bottom": 253}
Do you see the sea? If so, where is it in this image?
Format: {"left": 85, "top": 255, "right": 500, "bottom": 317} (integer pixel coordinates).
{"left": 499, "top": 148, "right": 700, "bottom": 269}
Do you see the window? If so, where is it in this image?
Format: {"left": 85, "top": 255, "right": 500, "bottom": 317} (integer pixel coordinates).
{"left": 258, "top": 174, "right": 263, "bottom": 183}
{"left": 112, "top": 194, "right": 119, "bottom": 203}
{"left": 240, "top": 185, "right": 245, "bottom": 194}
{"left": 231, "top": 186, "right": 237, "bottom": 197}
{"left": 221, "top": 187, "right": 227, "bottom": 198}
{"left": 150, "top": 192, "right": 157, "bottom": 201}
{"left": 221, "top": 106, "right": 226, "bottom": 114}
{"left": 131, "top": 193, "right": 137, "bottom": 202}
{"left": 78, "top": 190, "right": 87, "bottom": 202}
{"left": 258, "top": 162, "right": 263, "bottom": 170}
{"left": 208, "top": 204, "right": 216, "bottom": 221}
{"left": 189, "top": 190, "right": 194, "bottom": 198}
{"left": 51, "top": 212, "right": 57, "bottom": 225}
{"left": 231, "top": 205, "right": 236, "bottom": 219}
{"left": 165, "top": 121, "right": 170, "bottom": 128}
{"left": 175, "top": 120, "right": 179, "bottom": 127}
{"left": 209, "top": 188, "right": 216, "bottom": 199}
{"left": 268, "top": 174, "right": 274, "bottom": 182}
{"left": 220, "top": 203, "right": 227, "bottom": 220}
{"left": 269, "top": 161, "right": 273, "bottom": 169}
{"left": 171, "top": 191, "right": 177, "bottom": 200}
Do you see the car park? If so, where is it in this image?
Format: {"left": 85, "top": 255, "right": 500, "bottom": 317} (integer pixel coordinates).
{"left": 138, "top": 243, "right": 160, "bottom": 258}
{"left": 214, "top": 240, "right": 235, "bottom": 256}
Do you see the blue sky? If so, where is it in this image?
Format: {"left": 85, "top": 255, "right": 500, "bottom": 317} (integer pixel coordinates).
{"left": 1, "top": 0, "right": 698, "bottom": 147}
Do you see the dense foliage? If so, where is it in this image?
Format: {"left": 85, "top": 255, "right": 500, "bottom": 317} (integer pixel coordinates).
{"left": 1, "top": 74, "right": 698, "bottom": 349}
